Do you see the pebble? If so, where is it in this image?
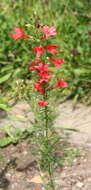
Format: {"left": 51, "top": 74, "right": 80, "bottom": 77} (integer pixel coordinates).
{"left": 23, "top": 151, "right": 28, "bottom": 155}
{"left": 76, "top": 182, "right": 83, "bottom": 188}
{"left": 11, "top": 183, "right": 18, "bottom": 188}
{"left": 5, "top": 173, "right": 11, "bottom": 177}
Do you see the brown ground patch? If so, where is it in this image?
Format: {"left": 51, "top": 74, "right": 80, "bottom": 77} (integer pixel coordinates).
{"left": 0, "top": 101, "right": 91, "bottom": 189}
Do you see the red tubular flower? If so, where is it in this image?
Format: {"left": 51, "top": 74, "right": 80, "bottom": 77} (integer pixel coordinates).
{"left": 37, "top": 62, "right": 51, "bottom": 71}
{"left": 53, "top": 78, "right": 68, "bottom": 89}
{"left": 48, "top": 58, "right": 64, "bottom": 68}
{"left": 31, "top": 61, "right": 43, "bottom": 66}
{"left": 39, "top": 70, "right": 53, "bottom": 78}
{"left": 37, "top": 100, "right": 49, "bottom": 106}
{"left": 40, "top": 78, "right": 49, "bottom": 83}
{"left": 40, "top": 25, "right": 57, "bottom": 38}
{"left": 34, "top": 81, "right": 45, "bottom": 94}
{"left": 29, "top": 62, "right": 50, "bottom": 72}
{"left": 33, "top": 46, "right": 44, "bottom": 58}
{"left": 39, "top": 70, "right": 53, "bottom": 83}
{"left": 44, "top": 45, "right": 60, "bottom": 56}
{"left": 28, "top": 61, "right": 44, "bottom": 69}
{"left": 33, "top": 188, "right": 42, "bottom": 190}
{"left": 12, "top": 27, "right": 31, "bottom": 40}
{"left": 28, "top": 67, "right": 37, "bottom": 71}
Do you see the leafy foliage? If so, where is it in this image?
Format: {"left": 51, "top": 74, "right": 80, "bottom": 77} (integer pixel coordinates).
{"left": 0, "top": 0, "right": 91, "bottom": 102}
{"left": 0, "top": 125, "right": 34, "bottom": 147}
{"left": 0, "top": 96, "right": 10, "bottom": 110}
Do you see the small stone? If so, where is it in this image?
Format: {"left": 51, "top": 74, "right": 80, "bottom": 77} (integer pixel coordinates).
{"left": 76, "top": 182, "right": 83, "bottom": 188}
{"left": 5, "top": 173, "right": 11, "bottom": 177}
{"left": 23, "top": 151, "right": 28, "bottom": 155}
{"left": 11, "top": 183, "right": 18, "bottom": 188}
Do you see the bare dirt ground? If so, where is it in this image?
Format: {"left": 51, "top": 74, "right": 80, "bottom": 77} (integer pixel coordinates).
{"left": 0, "top": 100, "right": 91, "bottom": 190}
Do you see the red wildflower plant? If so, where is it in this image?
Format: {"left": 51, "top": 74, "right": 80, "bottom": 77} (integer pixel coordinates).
{"left": 48, "top": 58, "right": 64, "bottom": 67}
{"left": 37, "top": 100, "right": 49, "bottom": 106}
{"left": 53, "top": 78, "right": 68, "bottom": 89}
{"left": 40, "top": 25, "right": 57, "bottom": 38}
{"left": 12, "top": 24, "right": 68, "bottom": 189}
{"left": 33, "top": 46, "right": 44, "bottom": 58}
{"left": 44, "top": 45, "right": 60, "bottom": 56}
{"left": 12, "top": 27, "right": 31, "bottom": 40}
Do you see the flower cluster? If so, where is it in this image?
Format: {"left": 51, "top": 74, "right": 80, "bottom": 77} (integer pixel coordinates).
{"left": 12, "top": 25, "right": 68, "bottom": 106}
{"left": 11, "top": 27, "right": 31, "bottom": 40}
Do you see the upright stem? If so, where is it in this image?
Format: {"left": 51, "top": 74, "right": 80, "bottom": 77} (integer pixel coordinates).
{"left": 43, "top": 92, "right": 55, "bottom": 190}
{"left": 43, "top": 90, "right": 48, "bottom": 138}
{"left": 45, "top": 105, "right": 48, "bottom": 138}
{"left": 48, "top": 163, "right": 55, "bottom": 190}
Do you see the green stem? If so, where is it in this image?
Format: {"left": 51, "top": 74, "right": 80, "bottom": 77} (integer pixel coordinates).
{"left": 45, "top": 105, "right": 48, "bottom": 138}
{"left": 43, "top": 92, "right": 55, "bottom": 190}
{"left": 48, "top": 163, "right": 55, "bottom": 190}
{"left": 43, "top": 90, "right": 48, "bottom": 138}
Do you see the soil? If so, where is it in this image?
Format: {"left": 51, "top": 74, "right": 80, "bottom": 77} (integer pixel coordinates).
{"left": 0, "top": 100, "right": 91, "bottom": 190}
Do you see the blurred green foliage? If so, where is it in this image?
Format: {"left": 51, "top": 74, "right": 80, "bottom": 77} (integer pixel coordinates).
{"left": 0, "top": 0, "right": 91, "bottom": 104}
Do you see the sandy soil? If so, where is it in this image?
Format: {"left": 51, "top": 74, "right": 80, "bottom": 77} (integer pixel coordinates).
{"left": 0, "top": 100, "right": 91, "bottom": 190}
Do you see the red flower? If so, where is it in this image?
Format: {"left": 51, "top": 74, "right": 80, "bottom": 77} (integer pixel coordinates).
{"left": 33, "top": 188, "right": 42, "bottom": 190}
{"left": 31, "top": 61, "right": 43, "bottom": 66}
{"left": 39, "top": 70, "right": 53, "bottom": 78}
{"left": 39, "top": 70, "right": 53, "bottom": 83}
{"left": 39, "top": 78, "right": 49, "bottom": 83}
{"left": 40, "top": 25, "right": 57, "bottom": 38}
{"left": 53, "top": 78, "right": 68, "bottom": 89}
{"left": 34, "top": 81, "right": 45, "bottom": 94}
{"left": 48, "top": 58, "right": 64, "bottom": 67}
{"left": 37, "top": 100, "right": 49, "bottom": 106}
{"left": 33, "top": 46, "right": 44, "bottom": 58}
{"left": 29, "top": 62, "right": 50, "bottom": 72}
{"left": 37, "top": 62, "right": 51, "bottom": 71}
{"left": 44, "top": 45, "right": 60, "bottom": 56}
{"left": 28, "top": 66, "right": 37, "bottom": 71}
{"left": 12, "top": 27, "right": 31, "bottom": 40}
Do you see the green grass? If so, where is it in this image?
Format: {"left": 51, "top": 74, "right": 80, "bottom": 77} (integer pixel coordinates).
{"left": 0, "top": 0, "right": 91, "bottom": 103}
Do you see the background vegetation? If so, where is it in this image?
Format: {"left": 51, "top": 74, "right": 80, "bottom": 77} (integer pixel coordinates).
{"left": 0, "top": 0, "right": 91, "bottom": 104}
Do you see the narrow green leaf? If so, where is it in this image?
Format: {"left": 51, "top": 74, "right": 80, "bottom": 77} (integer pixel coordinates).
{"left": 12, "top": 68, "right": 21, "bottom": 78}
{"left": 0, "top": 73, "right": 11, "bottom": 83}
{"left": 0, "top": 104, "right": 10, "bottom": 111}
{"left": 0, "top": 137, "right": 12, "bottom": 147}
{"left": 4, "top": 125, "right": 14, "bottom": 138}
{"left": 54, "top": 126, "right": 78, "bottom": 131}
{"left": 7, "top": 115, "right": 28, "bottom": 122}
